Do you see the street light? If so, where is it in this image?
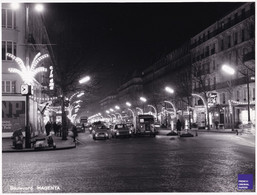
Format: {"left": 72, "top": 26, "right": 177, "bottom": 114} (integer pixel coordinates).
{"left": 147, "top": 105, "right": 157, "bottom": 119}
{"left": 11, "top": 3, "right": 20, "bottom": 10}
{"left": 106, "top": 110, "right": 110, "bottom": 114}
{"left": 77, "top": 92, "right": 84, "bottom": 98}
{"left": 35, "top": 4, "right": 44, "bottom": 12}
{"left": 115, "top": 105, "right": 120, "bottom": 110}
{"left": 126, "top": 102, "right": 131, "bottom": 107}
{"left": 165, "top": 86, "right": 174, "bottom": 94}
{"left": 140, "top": 97, "right": 147, "bottom": 114}
{"left": 79, "top": 76, "right": 91, "bottom": 84}
{"left": 136, "top": 107, "right": 143, "bottom": 114}
{"left": 164, "top": 86, "right": 175, "bottom": 128}
{"left": 110, "top": 108, "right": 114, "bottom": 112}
{"left": 222, "top": 64, "right": 235, "bottom": 75}
{"left": 140, "top": 97, "right": 147, "bottom": 102}
{"left": 221, "top": 64, "right": 252, "bottom": 129}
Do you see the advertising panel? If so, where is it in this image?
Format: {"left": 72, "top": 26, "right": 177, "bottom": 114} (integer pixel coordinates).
{"left": 2, "top": 101, "right": 25, "bottom": 133}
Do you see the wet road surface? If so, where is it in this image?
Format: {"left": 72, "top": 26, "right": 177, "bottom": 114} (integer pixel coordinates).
{"left": 2, "top": 132, "right": 255, "bottom": 193}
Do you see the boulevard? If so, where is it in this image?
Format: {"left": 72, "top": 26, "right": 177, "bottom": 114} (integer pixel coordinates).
{"left": 2, "top": 131, "right": 255, "bottom": 193}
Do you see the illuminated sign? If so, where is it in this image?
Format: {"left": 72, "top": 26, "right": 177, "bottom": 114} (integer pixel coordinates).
{"left": 208, "top": 92, "right": 217, "bottom": 106}
{"left": 49, "top": 66, "right": 54, "bottom": 90}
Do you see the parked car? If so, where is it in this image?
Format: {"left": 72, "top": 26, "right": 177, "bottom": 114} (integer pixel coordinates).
{"left": 92, "top": 122, "right": 110, "bottom": 140}
{"left": 111, "top": 124, "right": 132, "bottom": 138}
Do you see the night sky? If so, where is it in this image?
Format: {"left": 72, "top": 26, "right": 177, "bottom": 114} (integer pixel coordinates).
{"left": 43, "top": 1, "right": 244, "bottom": 113}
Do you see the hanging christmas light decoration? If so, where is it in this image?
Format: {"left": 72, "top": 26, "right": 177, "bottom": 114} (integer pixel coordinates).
{"left": 7, "top": 52, "right": 48, "bottom": 85}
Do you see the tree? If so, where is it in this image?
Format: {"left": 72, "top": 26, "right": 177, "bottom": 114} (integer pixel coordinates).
{"left": 49, "top": 26, "right": 105, "bottom": 140}
{"left": 192, "top": 62, "right": 211, "bottom": 130}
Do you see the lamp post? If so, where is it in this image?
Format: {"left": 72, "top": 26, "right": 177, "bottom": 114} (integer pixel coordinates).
{"left": 139, "top": 97, "right": 147, "bottom": 114}
{"left": 61, "top": 75, "right": 90, "bottom": 140}
{"left": 126, "top": 102, "right": 136, "bottom": 127}
{"left": 165, "top": 86, "right": 175, "bottom": 128}
{"left": 136, "top": 107, "right": 143, "bottom": 114}
{"left": 221, "top": 64, "right": 236, "bottom": 131}
{"left": 147, "top": 105, "right": 157, "bottom": 119}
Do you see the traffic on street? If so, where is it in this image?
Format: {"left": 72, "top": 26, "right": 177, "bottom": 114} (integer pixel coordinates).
{"left": 2, "top": 130, "right": 255, "bottom": 193}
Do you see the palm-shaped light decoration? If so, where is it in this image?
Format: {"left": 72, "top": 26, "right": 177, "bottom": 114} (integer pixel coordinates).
{"left": 7, "top": 52, "right": 48, "bottom": 85}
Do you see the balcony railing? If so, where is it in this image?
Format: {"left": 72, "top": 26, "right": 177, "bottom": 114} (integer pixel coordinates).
{"left": 191, "top": 7, "right": 254, "bottom": 49}
{"left": 243, "top": 51, "right": 255, "bottom": 62}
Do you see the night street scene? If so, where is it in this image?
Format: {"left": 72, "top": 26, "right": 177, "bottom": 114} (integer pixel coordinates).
{"left": 1, "top": 1, "right": 256, "bottom": 193}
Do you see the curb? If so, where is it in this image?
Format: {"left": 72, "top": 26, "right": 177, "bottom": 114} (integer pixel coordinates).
{"left": 2, "top": 144, "right": 76, "bottom": 153}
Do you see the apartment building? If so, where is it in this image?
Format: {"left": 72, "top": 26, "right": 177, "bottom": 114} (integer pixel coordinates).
{"left": 2, "top": 3, "right": 54, "bottom": 137}
{"left": 191, "top": 2, "right": 255, "bottom": 129}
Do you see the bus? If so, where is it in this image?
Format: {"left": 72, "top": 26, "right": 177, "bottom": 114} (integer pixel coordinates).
{"left": 136, "top": 115, "right": 156, "bottom": 137}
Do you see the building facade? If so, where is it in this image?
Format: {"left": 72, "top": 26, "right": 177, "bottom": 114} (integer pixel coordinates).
{"left": 2, "top": 3, "right": 54, "bottom": 137}
{"left": 191, "top": 2, "right": 255, "bottom": 129}
{"left": 98, "top": 2, "right": 255, "bottom": 131}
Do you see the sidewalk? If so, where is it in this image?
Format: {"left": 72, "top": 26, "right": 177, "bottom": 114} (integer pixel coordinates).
{"left": 157, "top": 128, "right": 237, "bottom": 135}
{"left": 2, "top": 134, "right": 76, "bottom": 153}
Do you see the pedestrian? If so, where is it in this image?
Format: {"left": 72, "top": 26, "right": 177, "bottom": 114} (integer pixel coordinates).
{"left": 176, "top": 119, "right": 182, "bottom": 135}
{"left": 53, "top": 121, "right": 58, "bottom": 136}
{"left": 58, "top": 122, "right": 62, "bottom": 137}
{"left": 72, "top": 124, "right": 78, "bottom": 142}
{"left": 45, "top": 121, "right": 51, "bottom": 136}
{"left": 215, "top": 121, "right": 219, "bottom": 129}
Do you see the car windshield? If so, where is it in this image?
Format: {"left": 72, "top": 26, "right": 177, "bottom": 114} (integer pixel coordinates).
{"left": 115, "top": 124, "right": 128, "bottom": 129}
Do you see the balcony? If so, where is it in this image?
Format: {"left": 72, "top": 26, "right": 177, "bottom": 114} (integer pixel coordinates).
{"left": 190, "top": 7, "right": 254, "bottom": 49}
{"left": 243, "top": 51, "right": 255, "bottom": 62}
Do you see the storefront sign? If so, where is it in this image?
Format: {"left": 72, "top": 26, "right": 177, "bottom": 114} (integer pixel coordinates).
{"left": 49, "top": 66, "right": 54, "bottom": 90}
{"left": 208, "top": 92, "right": 217, "bottom": 106}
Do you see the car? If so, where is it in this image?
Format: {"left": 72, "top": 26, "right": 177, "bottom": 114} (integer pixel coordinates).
{"left": 92, "top": 122, "right": 110, "bottom": 140}
{"left": 76, "top": 124, "right": 85, "bottom": 133}
{"left": 111, "top": 124, "right": 132, "bottom": 138}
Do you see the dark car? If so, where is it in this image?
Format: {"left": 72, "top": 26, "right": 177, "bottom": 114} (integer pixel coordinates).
{"left": 111, "top": 124, "right": 132, "bottom": 138}
{"left": 76, "top": 124, "right": 85, "bottom": 133}
{"left": 92, "top": 122, "right": 110, "bottom": 140}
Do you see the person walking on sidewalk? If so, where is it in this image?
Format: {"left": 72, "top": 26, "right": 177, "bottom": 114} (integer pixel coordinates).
{"left": 72, "top": 125, "right": 78, "bottom": 142}
{"left": 176, "top": 119, "right": 182, "bottom": 135}
{"left": 45, "top": 121, "right": 52, "bottom": 136}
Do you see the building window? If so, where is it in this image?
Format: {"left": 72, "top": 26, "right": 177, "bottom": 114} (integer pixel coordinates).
{"left": 221, "top": 39, "right": 224, "bottom": 51}
{"left": 234, "top": 32, "right": 238, "bottom": 45}
{"left": 214, "top": 77, "right": 216, "bottom": 89}
{"left": 237, "top": 90, "right": 240, "bottom": 101}
{"left": 234, "top": 13, "right": 238, "bottom": 22}
{"left": 2, "top": 9, "right": 16, "bottom": 29}
{"left": 228, "top": 53, "right": 232, "bottom": 63}
{"left": 250, "top": 24, "right": 254, "bottom": 38}
{"left": 253, "top": 88, "right": 255, "bottom": 100}
{"left": 243, "top": 89, "right": 247, "bottom": 101}
{"left": 2, "top": 80, "right": 16, "bottom": 93}
{"left": 222, "top": 93, "right": 226, "bottom": 104}
{"left": 241, "top": 8, "right": 245, "bottom": 18}
{"left": 205, "top": 46, "right": 209, "bottom": 57}
{"left": 242, "top": 29, "right": 245, "bottom": 42}
{"left": 213, "top": 60, "right": 216, "bottom": 70}
{"left": 228, "top": 35, "right": 231, "bottom": 48}
{"left": 2, "top": 41, "right": 16, "bottom": 60}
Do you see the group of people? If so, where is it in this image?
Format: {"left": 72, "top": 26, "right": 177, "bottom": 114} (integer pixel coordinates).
{"left": 45, "top": 121, "right": 62, "bottom": 136}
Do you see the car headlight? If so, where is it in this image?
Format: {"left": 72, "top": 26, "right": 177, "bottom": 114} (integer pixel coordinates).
{"left": 89, "top": 127, "right": 92, "bottom": 130}
{"left": 129, "top": 131, "right": 132, "bottom": 134}
{"left": 105, "top": 133, "right": 108, "bottom": 136}
{"left": 116, "top": 132, "right": 119, "bottom": 135}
